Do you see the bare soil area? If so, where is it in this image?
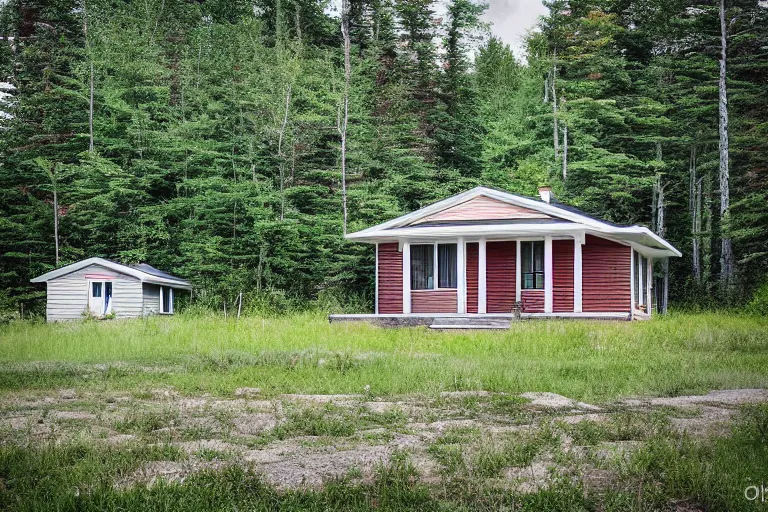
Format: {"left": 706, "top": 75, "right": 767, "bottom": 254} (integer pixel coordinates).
{"left": 0, "top": 388, "right": 762, "bottom": 491}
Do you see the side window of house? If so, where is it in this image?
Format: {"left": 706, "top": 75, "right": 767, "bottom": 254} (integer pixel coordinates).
{"left": 522, "top": 241, "right": 544, "bottom": 290}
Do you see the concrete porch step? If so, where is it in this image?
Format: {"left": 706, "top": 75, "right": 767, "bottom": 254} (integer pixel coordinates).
{"left": 429, "top": 317, "right": 511, "bottom": 330}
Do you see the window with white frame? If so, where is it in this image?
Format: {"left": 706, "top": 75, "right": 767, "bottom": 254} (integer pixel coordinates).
{"left": 160, "top": 286, "right": 174, "bottom": 314}
{"left": 410, "top": 243, "right": 457, "bottom": 290}
{"left": 521, "top": 241, "right": 545, "bottom": 290}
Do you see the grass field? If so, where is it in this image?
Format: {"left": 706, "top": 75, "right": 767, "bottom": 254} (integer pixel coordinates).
{"left": 0, "top": 312, "right": 767, "bottom": 399}
{"left": 2, "top": 312, "right": 768, "bottom": 511}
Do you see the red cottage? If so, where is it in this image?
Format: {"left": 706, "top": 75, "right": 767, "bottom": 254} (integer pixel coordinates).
{"left": 337, "top": 186, "right": 680, "bottom": 324}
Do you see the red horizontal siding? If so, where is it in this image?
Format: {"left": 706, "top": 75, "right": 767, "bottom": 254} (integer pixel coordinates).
{"left": 582, "top": 235, "right": 631, "bottom": 313}
{"left": 521, "top": 290, "right": 544, "bottom": 313}
{"left": 553, "top": 239, "right": 574, "bottom": 313}
{"left": 466, "top": 243, "right": 478, "bottom": 314}
{"left": 487, "top": 241, "right": 516, "bottom": 313}
{"left": 411, "top": 289, "right": 457, "bottom": 313}
{"left": 377, "top": 243, "right": 403, "bottom": 314}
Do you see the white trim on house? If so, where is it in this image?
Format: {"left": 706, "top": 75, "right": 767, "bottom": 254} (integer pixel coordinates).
{"left": 544, "top": 236, "right": 553, "bottom": 313}
{"left": 346, "top": 187, "right": 680, "bottom": 258}
{"left": 402, "top": 242, "right": 411, "bottom": 314}
{"left": 515, "top": 240, "right": 522, "bottom": 303}
{"left": 630, "top": 249, "right": 635, "bottom": 320}
{"left": 647, "top": 256, "right": 653, "bottom": 316}
{"left": 478, "top": 238, "right": 487, "bottom": 314}
{"left": 457, "top": 237, "right": 466, "bottom": 314}
{"left": 31, "top": 257, "right": 192, "bottom": 289}
{"left": 574, "top": 236, "right": 583, "bottom": 313}
{"left": 375, "top": 243, "right": 379, "bottom": 315}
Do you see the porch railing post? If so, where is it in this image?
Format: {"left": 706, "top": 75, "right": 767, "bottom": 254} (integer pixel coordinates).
{"left": 478, "top": 238, "right": 487, "bottom": 314}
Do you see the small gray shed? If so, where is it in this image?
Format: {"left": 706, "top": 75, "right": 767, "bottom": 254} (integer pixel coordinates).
{"left": 31, "top": 258, "right": 192, "bottom": 322}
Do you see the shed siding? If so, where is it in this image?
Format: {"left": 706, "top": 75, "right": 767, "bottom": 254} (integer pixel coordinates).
{"left": 411, "top": 290, "right": 458, "bottom": 313}
{"left": 46, "top": 264, "right": 143, "bottom": 321}
{"left": 553, "top": 239, "right": 574, "bottom": 312}
{"left": 466, "top": 242, "right": 478, "bottom": 314}
{"left": 521, "top": 290, "right": 545, "bottom": 312}
{"left": 486, "top": 241, "right": 516, "bottom": 313}
{"left": 377, "top": 243, "right": 403, "bottom": 314}
{"left": 143, "top": 284, "right": 161, "bottom": 315}
{"left": 582, "top": 235, "right": 631, "bottom": 312}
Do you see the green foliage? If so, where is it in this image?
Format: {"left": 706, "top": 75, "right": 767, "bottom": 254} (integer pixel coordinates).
{"left": 0, "top": 0, "right": 767, "bottom": 313}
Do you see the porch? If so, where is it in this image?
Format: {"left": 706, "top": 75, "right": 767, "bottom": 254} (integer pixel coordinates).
{"left": 329, "top": 312, "right": 632, "bottom": 329}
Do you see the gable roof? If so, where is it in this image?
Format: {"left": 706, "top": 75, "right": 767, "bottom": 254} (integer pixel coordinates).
{"left": 31, "top": 258, "right": 192, "bottom": 289}
{"left": 346, "top": 186, "right": 681, "bottom": 258}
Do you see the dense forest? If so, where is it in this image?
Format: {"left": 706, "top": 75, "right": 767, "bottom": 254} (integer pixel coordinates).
{"left": 1, "top": 0, "right": 766, "bottom": 316}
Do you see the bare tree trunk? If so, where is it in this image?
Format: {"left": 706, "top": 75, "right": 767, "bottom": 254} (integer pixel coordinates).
{"left": 277, "top": 85, "right": 291, "bottom": 221}
{"left": 294, "top": 2, "right": 302, "bottom": 41}
{"left": 83, "top": 3, "right": 94, "bottom": 154}
{"left": 552, "top": 51, "right": 559, "bottom": 160}
{"left": 338, "top": 0, "right": 351, "bottom": 236}
{"left": 719, "top": 0, "right": 735, "bottom": 290}
{"left": 562, "top": 124, "right": 568, "bottom": 181}
{"left": 704, "top": 174, "right": 713, "bottom": 284}
{"left": 53, "top": 180, "right": 59, "bottom": 266}
{"left": 689, "top": 147, "right": 702, "bottom": 282}
{"left": 654, "top": 173, "right": 668, "bottom": 313}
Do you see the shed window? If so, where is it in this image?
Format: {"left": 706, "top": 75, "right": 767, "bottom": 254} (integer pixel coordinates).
{"left": 410, "top": 243, "right": 458, "bottom": 290}
{"left": 522, "top": 241, "right": 544, "bottom": 290}
{"left": 160, "top": 286, "right": 173, "bottom": 314}
{"left": 92, "top": 282, "right": 102, "bottom": 298}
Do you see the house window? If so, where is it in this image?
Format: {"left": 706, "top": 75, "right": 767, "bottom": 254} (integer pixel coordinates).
{"left": 160, "top": 286, "right": 173, "bottom": 314}
{"left": 410, "top": 243, "right": 458, "bottom": 290}
{"left": 437, "top": 244, "right": 457, "bottom": 288}
{"left": 522, "top": 241, "right": 544, "bottom": 290}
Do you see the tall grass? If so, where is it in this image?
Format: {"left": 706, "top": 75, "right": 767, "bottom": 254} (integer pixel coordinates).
{"left": 0, "top": 312, "right": 767, "bottom": 401}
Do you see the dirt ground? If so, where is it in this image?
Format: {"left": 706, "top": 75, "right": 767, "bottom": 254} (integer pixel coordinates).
{"left": 2, "top": 387, "right": 766, "bottom": 491}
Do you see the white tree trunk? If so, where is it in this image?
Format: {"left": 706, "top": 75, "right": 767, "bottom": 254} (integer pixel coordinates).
{"left": 339, "top": 0, "right": 351, "bottom": 235}
{"left": 719, "top": 0, "right": 735, "bottom": 289}
{"left": 562, "top": 124, "right": 568, "bottom": 181}
{"left": 278, "top": 86, "right": 291, "bottom": 221}
{"left": 53, "top": 185, "right": 59, "bottom": 266}
{"left": 552, "top": 52, "right": 559, "bottom": 160}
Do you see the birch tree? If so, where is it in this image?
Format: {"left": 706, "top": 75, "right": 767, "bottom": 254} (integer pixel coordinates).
{"left": 718, "top": 0, "right": 735, "bottom": 289}
{"left": 338, "top": 0, "right": 351, "bottom": 235}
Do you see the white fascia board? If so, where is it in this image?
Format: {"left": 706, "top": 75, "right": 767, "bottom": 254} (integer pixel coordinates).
{"left": 349, "top": 222, "right": 590, "bottom": 241}
{"left": 351, "top": 224, "right": 680, "bottom": 259}
{"left": 346, "top": 187, "right": 614, "bottom": 239}
{"left": 346, "top": 188, "right": 484, "bottom": 239}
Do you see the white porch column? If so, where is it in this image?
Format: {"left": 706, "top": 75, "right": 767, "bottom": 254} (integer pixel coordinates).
{"left": 629, "top": 249, "right": 635, "bottom": 318}
{"left": 478, "top": 238, "right": 487, "bottom": 314}
{"left": 573, "top": 235, "right": 583, "bottom": 313}
{"left": 646, "top": 256, "right": 653, "bottom": 316}
{"left": 515, "top": 240, "right": 521, "bottom": 303}
{"left": 375, "top": 243, "right": 379, "bottom": 314}
{"left": 457, "top": 237, "right": 466, "bottom": 314}
{"left": 638, "top": 252, "right": 644, "bottom": 308}
{"left": 544, "top": 236, "right": 553, "bottom": 313}
{"left": 402, "top": 241, "right": 411, "bottom": 314}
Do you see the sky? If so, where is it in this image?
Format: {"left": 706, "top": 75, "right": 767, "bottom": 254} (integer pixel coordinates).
{"left": 483, "top": 0, "right": 548, "bottom": 59}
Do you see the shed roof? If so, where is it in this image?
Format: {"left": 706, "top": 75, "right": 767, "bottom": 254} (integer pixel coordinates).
{"left": 31, "top": 258, "right": 192, "bottom": 289}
